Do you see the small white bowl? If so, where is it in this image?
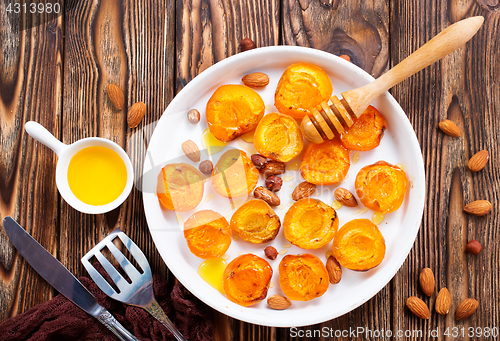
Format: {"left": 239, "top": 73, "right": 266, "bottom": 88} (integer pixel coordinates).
{"left": 25, "top": 121, "right": 134, "bottom": 214}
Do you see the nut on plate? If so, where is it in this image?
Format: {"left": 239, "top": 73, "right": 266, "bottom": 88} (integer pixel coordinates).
{"left": 455, "top": 298, "right": 479, "bottom": 320}
{"left": 406, "top": 296, "right": 430, "bottom": 319}
{"left": 465, "top": 240, "right": 482, "bottom": 255}
{"left": 334, "top": 188, "right": 358, "bottom": 207}
{"left": 292, "top": 182, "right": 316, "bottom": 201}
{"left": 187, "top": 109, "right": 200, "bottom": 124}
{"left": 127, "top": 101, "right": 146, "bottom": 128}
{"left": 468, "top": 150, "right": 489, "bottom": 172}
{"left": 265, "top": 176, "right": 283, "bottom": 192}
{"left": 264, "top": 246, "right": 278, "bottom": 260}
{"left": 181, "top": 140, "right": 201, "bottom": 162}
{"left": 435, "top": 288, "right": 451, "bottom": 315}
{"left": 267, "top": 295, "right": 291, "bottom": 310}
{"left": 242, "top": 72, "right": 269, "bottom": 88}
{"left": 326, "top": 255, "right": 342, "bottom": 284}
{"left": 254, "top": 186, "right": 280, "bottom": 206}
{"left": 240, "top": 38, "right": 255, "bottom": 51}
{"left": 260, "top": 161, "right": 286, "bottom": 177}
{"left": 199, "top": 160, "right": 213, "bottom": 175}
{"left": 463, "top": 200, "right": 492, "bottom": 216}
{"left": 419, "top": 268, "right": 435, "bottom": 296}
{"left": 107, "top": 83, "right": 125, "bottom": 110}
{"left": 251, "top": 154, "right": 268, "bottom": 169}
{"left": 438, "top": 119, "right": 461, "bottom": 137}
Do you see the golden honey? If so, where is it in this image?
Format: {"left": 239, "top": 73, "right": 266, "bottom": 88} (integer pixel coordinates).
{"left": 331, "top": 200, "right": 342, "bottom": 210}
{"left": 240, "top": 130, "right": 255, "bottom": 143}
{"left": 198, "top": 258, "right": 227, "bottom": 293}
{"left": 372, "top": 211, "right": 385, "bottom": 225}
{"left": 202, "top": 128, "right": 226, "bottom": 155}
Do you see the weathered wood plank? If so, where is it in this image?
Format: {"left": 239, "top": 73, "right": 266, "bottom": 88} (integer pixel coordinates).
{"left": 0, "top": 8, "right": 63, "bottom": 320}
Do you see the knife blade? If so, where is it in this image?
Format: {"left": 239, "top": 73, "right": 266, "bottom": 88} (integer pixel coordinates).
{"left": 3, "top": 217, "right": 138, "bottom": 341}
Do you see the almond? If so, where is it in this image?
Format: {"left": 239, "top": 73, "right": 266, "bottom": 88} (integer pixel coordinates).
{"left": 419, "top": 268, "right": 435, "bottom": 296}
{"left": 326, "top": 255, "right": 342, "bottom": 284}
{"left": 254, "top": 186, "right": 280, "bottom": 206}
{"left": 127, "top": 101, "right": 146, "bottom": 128}
{"left": 468, "top": 150, "right": 489, "bottom": 172}
{"left": 406, "top": 296, "right": 430, "bottom": 319}
{"left": 334, "top": 188, "right": 358, "bottom": 207}
{"left": 464, "top": 200, "right": 492, "bottom": 216}
{"left": 292, "top": 182, "right": 316, "bottom": 201}
{"left": 455, "top": 298, "right": 479, "bottom": 320}
{"left": 242, "top": 72, "right": 269, "bottom": 88}
{"left": 435, "top": 288, "right": 451, "bottom": 315}
{"left": 107, "top": 83, "right": 125, "bottom": 110}
{"left": 181, "top": 140, "right": 201, "bottom": 162}
{"left": 438, "top": 119, "right": 461, "bottom": 137}
{"left": 267, "top": 295, "right": 291, "bottom": 310}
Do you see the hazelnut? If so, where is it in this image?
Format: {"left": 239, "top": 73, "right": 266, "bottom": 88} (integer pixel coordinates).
{"left": 265, "top": 176, "right": 283, "bottom": 192}
{"left": 339, "top": 54, "right": 351, "bottom": 62}
{"left": 465, "top": 240, "right": 482, "bottom": 255}
{"left": 240, "top": 38, "right": 255, "bottom": 52}
{"left": 199, "top": 160, "right": 213, "bottom": 175}
{"left": 264, "top": 246, "right": 278, "bottom": 260}
{"left": 187, "top": 109, "right": 200, "bottom": 124}
{"left": 251, "top": 154, "right": 268, "bottom": 169}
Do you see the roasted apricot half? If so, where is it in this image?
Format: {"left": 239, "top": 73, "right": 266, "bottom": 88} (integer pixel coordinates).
{"left": 300, "top": 139, "right": 350, "bottom": 185}
{"left": 212, "top": 149, "right": 259, "bottom": 198}
{"left": 206, "top": 84, "right": 265, "bottom": 142}
{"left": 275, "top": 63, "right": 333, "bottom": 120}
{"left": 279, "top": 254, "right": 329, "bottom": 301}
{"left": 355, "top": 161, "right": 408, "bottom": 213}
{"left": 157, "top": 163, "right": 204, "bottom": 212}
{"left": 284, "top": 198, "right": 339, "bottom": 249}
{"left": 183, "top": 210, "right": 232, "bottom": 259}
{"left": 340, "top": 105, "right": 387, "bottom": 151}
{"left": 230, "top": 199, "right": 280, "bottom": 243}
{"left": 253, "top": 112, "right": 304, "bottom": 162}
{"left": 332, "top": 219, "right": 386, "bottom": 271}
{"left": 223, "top": 254, "right": 272, "bottom": 306}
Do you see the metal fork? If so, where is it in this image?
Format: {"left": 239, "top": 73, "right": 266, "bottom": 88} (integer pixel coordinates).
{"left": 81, "top": 229, "right": 187, "bottom": 341}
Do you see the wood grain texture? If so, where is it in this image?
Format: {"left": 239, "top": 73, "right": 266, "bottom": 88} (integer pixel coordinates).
{"left": 0, "top": 4, "right": 63, "bottom": 321}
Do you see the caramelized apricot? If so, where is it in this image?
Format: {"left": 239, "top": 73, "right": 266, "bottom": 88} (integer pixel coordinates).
{"left": 157, "top": 163, "right": 204, "bottom": 212}
{"left": 212, "top": 149, "right": 259, "bottom": 198}
{"left": 332, "top": 219, "right": 386, "bottom": 271}
{"left": 355, "top": 161, "right": 408, "bottom": 213}
{"left": 275, "top": 63, "right": 333, "bottom": 120}
{"left": 340, "top": 105, "right": 387, "bottom": 151}
{"left": 284, "top": 198, "right": 339, "bottom": 249}
{"left": 223, "top": 254, "right": 272, "bottom": 306}
{"left": 300, "top": 139, "right": 350, "bottom": 185}
{"left": 230, "top": 199, "right": 280, "bottom": 243}
{"left": 183, "top": 210, "right": 232, "bottom": 259}
{"left": 206, "top": 84, "right": 265, "bottom": 142}
{"left": 253, "top": 112, "right": 304, "bottom": 162}
{"left": 279, "top": 254, "right": 329, "bottom": 301}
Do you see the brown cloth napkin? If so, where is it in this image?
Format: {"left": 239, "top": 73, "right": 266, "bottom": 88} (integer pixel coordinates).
{"left": 0, "top": 266, "right": 214, "bottom": 341}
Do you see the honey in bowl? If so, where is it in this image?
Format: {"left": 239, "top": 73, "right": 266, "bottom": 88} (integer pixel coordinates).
{"left": 67, "top": 146, "right": 127, "bottom": 206}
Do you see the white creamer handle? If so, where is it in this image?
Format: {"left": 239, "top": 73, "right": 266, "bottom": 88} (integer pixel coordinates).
{"left": 25, "top": 121, "right": 67, "bottom": 156}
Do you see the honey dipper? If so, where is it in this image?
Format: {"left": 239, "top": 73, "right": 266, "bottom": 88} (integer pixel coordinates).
{"left": 301, "top": 16, "right": 484, "bottom": 144}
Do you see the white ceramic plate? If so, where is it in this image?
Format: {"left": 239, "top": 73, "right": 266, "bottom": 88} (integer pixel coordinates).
{"left": 142, "top": 46, "right": 425, "bottom": 327}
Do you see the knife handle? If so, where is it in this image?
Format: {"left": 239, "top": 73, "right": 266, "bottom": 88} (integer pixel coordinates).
{"left": 96, "top": 307, "right": 139, "bottom": 341}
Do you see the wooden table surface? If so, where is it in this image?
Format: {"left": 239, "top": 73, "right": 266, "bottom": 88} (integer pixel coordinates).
{"left": 1, "top": 1, "right": 499, "bottom": 340}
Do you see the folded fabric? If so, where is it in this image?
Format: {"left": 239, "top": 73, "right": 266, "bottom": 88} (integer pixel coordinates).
{"left": 0, "top": 265, "right": 214, "bottom": 341}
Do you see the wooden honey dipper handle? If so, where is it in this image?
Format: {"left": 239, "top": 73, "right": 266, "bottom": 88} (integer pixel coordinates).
{"left": 301, "top": 16, "right": 484, "bottom": 144}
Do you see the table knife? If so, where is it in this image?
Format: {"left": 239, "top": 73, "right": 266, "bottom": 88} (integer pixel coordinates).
{"left": 3, "top": 217, "right": 138, "bottom": 341}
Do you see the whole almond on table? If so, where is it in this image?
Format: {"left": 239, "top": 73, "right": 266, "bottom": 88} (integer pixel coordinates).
{"left": 468, "top": 150, "right": 489, "bottom": 172}
{"left": 438, "top": 119, "right": 461, "bottom": 137}
{"left": 267, "top": 295, "right": 291, "bottom": 310}
{"left": 463, "top": 200, "right": 492, "bottom": 216}
{"left": 406, "top": 296, "right": 430, "bottom": 319}
{"left": 107, "top": 83, "right": 125, "bottom": 110}
{"left": 254, "top": 186, "right": 280, "bottom": 206}
{"left": 242, "top": 72, "right": 269, "bottom": 88}
{"left": 326, "top": 255, "right": 342, "bottom": 284}
{"left": 455, "top": 298, "right": 479, "bottom": 320}
{"left": 465, "top": 240, "right": 482, "bottom": 255}
{"left": 264, "top": 246, "right": 278, "bottom": 260}
{"left": 419, "top": 268, "right": 435, "bottom": 296}
{"left": 127, "top": 101, "right": 146, "bottom": 128}
{"left": 181, "top": 140, "right": 201, "bottom": 162}
{"left": 435, "top": 288, "right": 451, "bottom": 315}
{"left": 334, "top": 188, "right": 358, "bottom": 207}
{"left": 292, "top": 182, "right": 316, "bottom": 201}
